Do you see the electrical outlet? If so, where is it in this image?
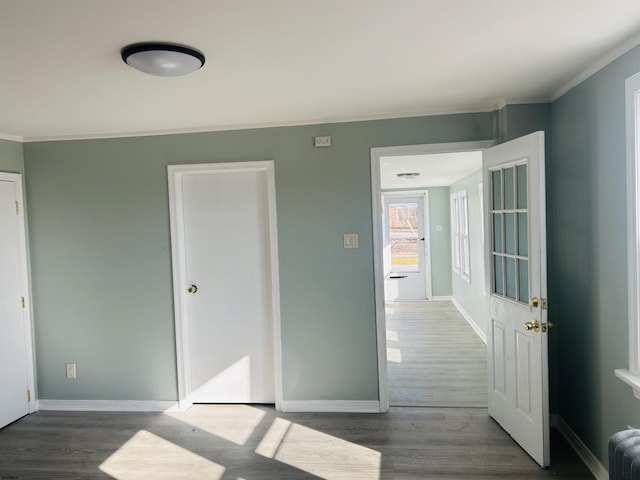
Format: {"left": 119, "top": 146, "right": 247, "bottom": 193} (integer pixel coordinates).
{"left": 66, "top": 363, "right": 77, "bottom": 379}
{"left": 314, "top": 136, "right": 331, "bottom": 147}
{"left": 344, "top": 233, "right": 359, "bottom": 249}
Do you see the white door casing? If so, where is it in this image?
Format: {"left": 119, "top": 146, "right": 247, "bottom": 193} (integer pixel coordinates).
{"left": 0, "top": 173, "right": 36, "bottom": 428}
{"left": 382, "top": 192, "right": 431, "bottom": 301}
{"left": 371, "top": 140, "right": 495, "bottom": 412}
{"left": 483, "top": 132, "right": 549, "bottom": 467}
{"left": 168, "top": 162, "right": 282, "bottom": 410}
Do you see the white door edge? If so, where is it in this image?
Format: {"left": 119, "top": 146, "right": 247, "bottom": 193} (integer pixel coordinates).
{"left": 370, "top": 140, "right": 495, "bottom": 411}
{"left": 167, "top": 161, "right": 283, "bottom": 411}
{"left": 382, "top": 190, "right": 432, "bottom": 300}
{"left": 0, "top": 172, "right": 36, "bottom": 413}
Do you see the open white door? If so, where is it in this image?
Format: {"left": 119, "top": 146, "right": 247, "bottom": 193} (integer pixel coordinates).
{"left": 483, "top": 131, "right": 549, "bottom": 467}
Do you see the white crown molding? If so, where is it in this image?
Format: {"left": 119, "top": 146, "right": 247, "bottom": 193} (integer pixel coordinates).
{"left": 552, "top": 31, "right": 640, "bottom": 101}
{"left": 0, "top": 132, "right": 24, "bottom": 142}
{"left": 37, "top": 399, "right": 180, "bottom": 412}
{"left": 15, "top": 104, "right": 496, "bottom": 143}
{"left": 281, "top": 400, "right": 381, "bottom": 413}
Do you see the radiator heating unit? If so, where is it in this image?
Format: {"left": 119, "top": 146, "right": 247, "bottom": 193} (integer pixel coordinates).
{"left": 609, "top": 429, "right": 640, "bottom": 479}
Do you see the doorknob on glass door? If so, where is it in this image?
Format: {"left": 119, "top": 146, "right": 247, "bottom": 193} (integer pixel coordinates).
{"left": 530, "top": 297, "right": 539, "bottom": 308}
{"left": 524, "top": 320, "right": 540, "bottom": 332}
{"left": 187, "top": 284, "right": 198, "bottom": 294}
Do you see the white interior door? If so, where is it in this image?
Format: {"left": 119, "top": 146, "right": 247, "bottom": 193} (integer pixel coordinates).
{"left": 0, "top": 175, "right": 33, "bottom": 428}
{"left": 383, "top": 194, "right": 430, "bottom": 301}
{"left": 169, "top": 162, "right": 281, "bottom": 407}
{"left": 483, "top": 131, "right": 549, "bottom": 467}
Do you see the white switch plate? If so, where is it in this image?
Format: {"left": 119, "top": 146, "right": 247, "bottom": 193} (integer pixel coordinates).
{"left": 314, "top": 136, "right": 331, "bottom": 147}
{"left": 436, "top": 224, "right": 443, "bottom": 232}
{"left": 344, "top": 233, "right": 359, "bottom": 249}
{"left": 66, "top": 363, "right": 77, "bottom": 379}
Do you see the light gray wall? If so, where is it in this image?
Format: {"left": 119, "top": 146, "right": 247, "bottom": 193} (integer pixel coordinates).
{"left": 450, "top": 170, "right": 487, "bottom": 334}
{"left": 23, "top": 113, "right": 493, "bottom": 401}
{"left": 551, "top": 45, "right": 640, "bottom": 465}
{"left": 0, "top": 138, "right": 24, "bottom": 173}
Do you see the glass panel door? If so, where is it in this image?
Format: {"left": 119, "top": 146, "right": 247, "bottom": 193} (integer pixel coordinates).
{"left": 490, "top": 163, "right": 529, "bottom": 304}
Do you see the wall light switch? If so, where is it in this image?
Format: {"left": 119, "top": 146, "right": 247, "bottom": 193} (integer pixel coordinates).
{"left": 435, "top": 224, "right": 443, "bottom": 232}
{"left": 66, "top": 363, "right": 77, "bottom": 379}
{"left": 344, "top": 233, "right": 359, "bottom": 249}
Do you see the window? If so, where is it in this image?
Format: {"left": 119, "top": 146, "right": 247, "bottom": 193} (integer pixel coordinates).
{"left": 616, "top": 70, "right": 640, "bottom": 399}
{"left": 451, "top": 189, "right": 470, "bottom": 282}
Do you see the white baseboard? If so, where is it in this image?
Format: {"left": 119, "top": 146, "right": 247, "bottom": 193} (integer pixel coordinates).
{"left": 281, "top": 400, "right": 381, "bottom": 413}
{"left": 451, "top": 297, "right": 487, "bottom": 344}
{"left": 431, "top": 296, "right": 453, "bottom": 301}
{"left": 557, "top": 416, "right": 609, "bottom": 480}
{"left": 37, "top": 399, "right": 180, "bottom": 412}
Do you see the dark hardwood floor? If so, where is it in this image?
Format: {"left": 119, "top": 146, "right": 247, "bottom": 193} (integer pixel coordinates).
{"left": 0, "top": 404, "right": 595, "bottom": 479}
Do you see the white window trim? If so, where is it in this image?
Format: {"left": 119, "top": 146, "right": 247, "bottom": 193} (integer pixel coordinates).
{"left": 451, "top": 189, "right": 470, "bottom": 283}
{"left": 616, "top": 71, "right": 640, "bottom": 399}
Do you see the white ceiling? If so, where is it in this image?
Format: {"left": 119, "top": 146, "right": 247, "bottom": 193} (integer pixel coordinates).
{"left": 380, "top": 151, "right": 482, "bottom": 189}
{"left": 3, "top": 1, "right": 640, "bottom": 141}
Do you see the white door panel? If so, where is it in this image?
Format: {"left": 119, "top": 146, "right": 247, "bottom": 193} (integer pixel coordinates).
{"left": 0, "top": 178, "right": 30, "bottom": 428}
{"left": 383, "top": 194, "right": 430, "bottom": 301}
{"left": 169, "top": 163, "right": 278, "bottom": 405}
{"left": 484, "top": 131, "right": 549, "bottom": 467}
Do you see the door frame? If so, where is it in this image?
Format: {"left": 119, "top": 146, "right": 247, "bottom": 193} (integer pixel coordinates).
{"left": 0, "top": 172, "right": 36, "bottom": 414}
{"left": 382, "top": 190, "right": 432, "bottom": 301}
{"left": 370, "top": 141, "right": 494, "bottom": 411}
{"left": 168, "top": 161, "right": 283, "bottom": 411}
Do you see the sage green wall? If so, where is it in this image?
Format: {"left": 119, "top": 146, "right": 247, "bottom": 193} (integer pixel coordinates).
{"left": 551, "top": 45, "right": 640, "bottom": 465}
{"left": 427, "top": 187, "right": 453, "bottom": 297}
{"left": 0, "top": 138, "right": 24, "bottom": 173}
{"left": 450, "top": 170, "right": 487, "bottom": 334}
{"left": 24, "top": 113, "right": 493, "bottom": 401}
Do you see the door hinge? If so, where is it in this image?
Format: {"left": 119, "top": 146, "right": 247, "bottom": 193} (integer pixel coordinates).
{"left": 15, "top": 201, "right": 19, "bottom": 214}
{"left": 27, "top": 389, "right": 31, "bottom": 402}
{"left": 20, "top": 296, "right": 25, "bottom": 309}
{"left": 541, "top": 298, "right": 548, "bottom": 310}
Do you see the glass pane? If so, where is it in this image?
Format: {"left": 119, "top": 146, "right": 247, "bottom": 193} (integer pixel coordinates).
{"left": 517, "top": 164, "right": 528, "bottom": 209}
{"left": 493, "top": 255, "right": 504, "bottom": 295}
{"left": 518, "top": 213, "right": 528, "bottom": 257}
{"left": 504, "top": 167, "right": 515, "bottom": 210}
{"left": 493, "top": 213, "right": 503, "bottom": 253}
{"left": 492, "top": 170, "right": 502, "bottom": 210}
{"left": 506, "top": 257, "right": 516, "bottom": 300}
{"left": 388, "top": 202, "right": 420, "bottom": 273}
{"left": 518, "top": 259, "right": 529, "bottom": 303}
{"left": 505, "top": 213, "right": 515, "bottom": 255}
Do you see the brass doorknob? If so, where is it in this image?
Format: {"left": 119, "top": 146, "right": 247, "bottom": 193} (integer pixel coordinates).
{"left": 187, "top": 284, "right": 198, "bottom": 294}
{"left": 524, "top": 320, "right": 540, "bottom": 332}
{"left": 530, "top": 297, "right": 539, "bottom": 308}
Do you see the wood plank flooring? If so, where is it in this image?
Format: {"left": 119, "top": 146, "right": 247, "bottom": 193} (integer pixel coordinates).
{"left": 386, "top": 301, "right": 487, "bottom": 407}
{"left": 0, "top": 405, "right": 595, "bottom": 479}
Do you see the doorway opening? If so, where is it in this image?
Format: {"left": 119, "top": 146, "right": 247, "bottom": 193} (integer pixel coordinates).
{"left": 371, "top": 141, "right": 493, "bottom": 410}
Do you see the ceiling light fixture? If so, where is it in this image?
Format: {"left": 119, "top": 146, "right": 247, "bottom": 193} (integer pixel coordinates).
{"left": 121, "top": 42, "right": 205, "bottom": 77}
{"left": 397, "top": 172, "right": 420, "bottom": 179}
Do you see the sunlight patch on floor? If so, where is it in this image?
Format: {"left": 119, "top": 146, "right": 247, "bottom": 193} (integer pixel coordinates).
{"left": 386, "top": 330, "right": 398, "bottom": 341}
{"left": 256, "top": 417, "right": 382, "bottom": 480}
{"left": 387, "top": 347, "right": 402, "bottom": 363}
{"left": 99, "top": 429, "right": 225, "bottom": 480}
{"left": 166, "top": 404, "right": 266, "bottom": 446}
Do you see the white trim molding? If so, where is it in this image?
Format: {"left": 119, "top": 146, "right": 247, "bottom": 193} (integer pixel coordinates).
{"left": 451, "top": 297, "right": 487, "bottom": 344}
{"left": 38, "top": 400, "right": 180, "bottom": 412}
{"left": 281, "top": 400, "right": 381, "bottom": 413}
{"left": 557, "top": 416, "right": 609, "bottom": 480}
{"left": 621, "top": 70, "right": 640, "bottom": 401}
{"left": 430, "top": 296, "right": 453, "bottom": 301}
{"left": 371, "top": 140, "right": 495, "bottom": 412}
{"left": 167, "top": 161, "right": 283, "bottom": 411}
